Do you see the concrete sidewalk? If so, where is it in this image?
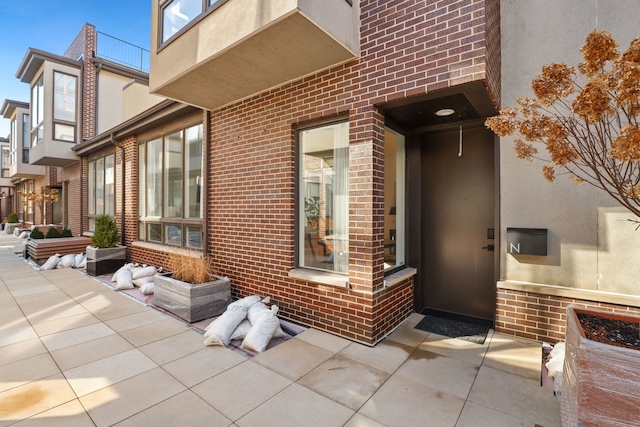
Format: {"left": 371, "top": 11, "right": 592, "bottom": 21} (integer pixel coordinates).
{"left": 0, "top": 238, "right": 562, "bottom": 426}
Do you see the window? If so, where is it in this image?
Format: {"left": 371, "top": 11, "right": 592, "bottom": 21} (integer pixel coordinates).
{"left": 162, "top": 0, "right": 202, "bottom": 42}
{"left": 1, "top": 146, "right": 9, "bottom": 178}
{"left": 10, "top": 118, "right": 17, "bottom": 165}
{"left": 384, "top": 128, "right": 405, "bottom": 271}
{"left": 299, "top": 121, "right": 349, "bottom": 274}
{"left": 31, "top": 74, "right": 44, "bottom": 147}
{"left": 161, "top": 0, "right": 228, "bottom": 44}
{"left": 53, "top": 72, "right": 77, "bottom": 142}
{"left": 22, "top": 114, "right": 29, "bottom": 163}
{"left": 139, "top": 123, "right": 203, "bottom": 248}
{"left": 87, "top": 154, "right": 115, "bottom": 232}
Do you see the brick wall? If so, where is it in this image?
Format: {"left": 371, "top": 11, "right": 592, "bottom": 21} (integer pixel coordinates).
{"left": 496, "top": 288, "right": 640, "bottom": 343}
{"left": 121, "top": 136, "right": 138, "bottom": 253}
{"left": 63, "top": 162, "right": 82, "bottom": 236}
{"left": 185, "top": 0, "right": 494, "bottom": 344}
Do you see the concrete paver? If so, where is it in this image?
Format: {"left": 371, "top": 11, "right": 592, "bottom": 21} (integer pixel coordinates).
{"left": 0, "top": 234, "right": 562, "bottom": 426}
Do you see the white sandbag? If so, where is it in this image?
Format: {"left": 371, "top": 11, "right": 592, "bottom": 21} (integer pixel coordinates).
{"left": 76, "top": 255, "right": 87, "bottom": 269}
{"left": 111, "top": 263, "right": 134, "bottom": 282}
{"left": 114, "top": 268, "right": 134, "bottom": 290}
{"left": 205, "top": 295, "right": 261, "bottom": 331}
{"left": 133, "top": 275, "right": 155, "bottom": 287}
{"left": 18, "top": 231, "right": 28, "bottom": 239}
{"left": 40, "top": 254, "right": 61, "bottom": 271}
{"left": 131, "top": 265, "right": 157, "bottom": 280}
{"left": 247, "top": 302, "right": 286, "bottom": 338}
{"left": 140, "top": 281, "right": 155, "bottom": 295}
{"left": 230, "top": 319, "right": 252, "bottom": 341}
{"left": 241, "top": 308, "right": 280, "bottom": 353}
{"left": 74, "top": 253, "right": 84, "bottom": 266}
{"left": 203, "top": 305, "right": 247, "bottom": 347}
{"left": 545, "top": 341, "right": 565, "bottom": 379}
{"left": 57, "top": 254, "right": 76, "bottom": 269}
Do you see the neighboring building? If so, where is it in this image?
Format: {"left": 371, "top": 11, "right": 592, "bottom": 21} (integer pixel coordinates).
{"left": 10, "top": 23, "right": 154, "bottom": 234}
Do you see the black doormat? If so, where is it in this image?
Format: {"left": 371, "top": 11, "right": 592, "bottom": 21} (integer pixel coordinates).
{"left": 414, "top": 308, "right": 492, "bottom": 344}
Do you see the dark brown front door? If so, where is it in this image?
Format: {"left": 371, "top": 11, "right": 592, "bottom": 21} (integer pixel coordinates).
{"left": 417, "top": 126, "right": 496, "bottom": 320}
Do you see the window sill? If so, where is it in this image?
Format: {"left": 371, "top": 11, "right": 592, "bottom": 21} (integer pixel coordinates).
{"left": 131, "top": 241, "right": 203, "bottom": 257}
{"left": 289, "top": 268, "right": 350, "bottom": 289}
{"left": 383, "top": 267, "right": 417, "bottom": 289}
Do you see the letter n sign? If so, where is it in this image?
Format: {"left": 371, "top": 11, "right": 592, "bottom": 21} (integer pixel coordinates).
{"left": 506, "top": 228, "right": 547, "bottom": 256}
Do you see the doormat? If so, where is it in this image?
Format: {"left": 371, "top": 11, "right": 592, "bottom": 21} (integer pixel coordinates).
{"left": 414, "top": 309, "right": 492, "bottom": 344}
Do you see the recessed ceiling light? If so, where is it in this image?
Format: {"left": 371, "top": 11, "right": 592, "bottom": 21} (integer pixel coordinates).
{"left": 435, "top": 108, "right": 455, "bottom": 117}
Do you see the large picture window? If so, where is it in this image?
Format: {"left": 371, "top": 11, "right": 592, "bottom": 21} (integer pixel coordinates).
{"left": 139, "top": 123, "right": 203, "bottom": 249}
{"left": 1, "top": 146, "right": 10, "bottom": 178}
{"left": 53, "top": 71, "right": 77, "bottom": 142}
{"left": 22, "top": 114, "right": 29, "bottom": 163}
{"left": 31, "top": 74, "right": 44, "bottom": 147}
{"left": 87, "top": 154, "right": 115, "bottom": 231}
{"left": 10, "top": 118, "right": 17, "bottom": 165}
{"left": 299, "top": 121, "right": 349, "bottom": 274}
{"left": 384, "top": 127, "right": 406, "bottom": 271}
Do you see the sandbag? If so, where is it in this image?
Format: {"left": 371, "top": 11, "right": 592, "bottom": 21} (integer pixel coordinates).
{"left": 114, "top": 268, "right": 134, "bottom": 290}
{"left": 247, "top": 302, "right": 286, "bottom": 338}
{"left": 74, "top": 254, "right": 85, "bottom": 267}
{"left": 230, "top": 319, "right": 252, "bottom": 341}
{"left": 133, "top": 275, "right": 155, "bottom": 287}
{"left": 40, "top": 254, "right": 61, "bottom": 271}
{"left": 203, "top": 305, "right": 247, "bottom": 347}
{"left": 205, "top": 295, "right": 261, "bottom": 331}
{"left": 18, "top": 231, "right": 28, "bottom": 239}
{"left": 140, "top": 281, "right": 155, "bottom": 295}
{"left": 241, "top": 306, "right": 280, "bottom": 353}
{"left": 76, "top": 255, "right": 87, "bottom": 269}
{"left": 57, "top": 254, "right": 76, "bottom": 269}
{"left": 111, "top": 263, "right": 134, "bottom": 282}
{"left": 131, "top": 265, "right": 157, "bottom": 280}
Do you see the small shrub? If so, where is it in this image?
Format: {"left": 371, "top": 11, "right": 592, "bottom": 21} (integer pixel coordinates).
{"left": 7, "top": 212, "right": 18, "bottom": 223}
{"left": 46, "top": 227, "right": 61, "bottom": 238}
{"left": 60, "top": 228, "right": 73, "bottom": 237}
{"left": 169, "top": 252, "right": 213, "bottom": 284}
{"left": 91, "top": 214, "right": 119, "bottom": 248}
{"left": 30, "top": 227, "right": 45, "bottom": 239}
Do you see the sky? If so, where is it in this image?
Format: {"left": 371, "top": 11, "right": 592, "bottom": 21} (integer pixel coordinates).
{"left": 0, "top": 0, "right": 152, "bottom": 137}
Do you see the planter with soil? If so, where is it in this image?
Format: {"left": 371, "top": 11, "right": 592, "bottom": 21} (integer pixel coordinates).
{"left": 562, "top": 305, "right": 640, "bottom": 427}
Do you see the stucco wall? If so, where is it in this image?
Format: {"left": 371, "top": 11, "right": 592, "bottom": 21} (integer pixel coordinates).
{"left": 500, "top": 0, "right": 640, "bottom": 296}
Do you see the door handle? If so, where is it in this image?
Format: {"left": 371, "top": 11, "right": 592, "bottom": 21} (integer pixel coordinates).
{"left": 481, "top": 244, "right": 495, "bottom": 251}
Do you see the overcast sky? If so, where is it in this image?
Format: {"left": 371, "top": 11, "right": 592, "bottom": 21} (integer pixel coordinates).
{"left": 0, "top": 0, "right": 151, "bottom": 137}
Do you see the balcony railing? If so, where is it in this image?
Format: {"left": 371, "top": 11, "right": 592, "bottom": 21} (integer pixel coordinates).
{"left": 96, "top": 32, "right": 150, "bottom": 73}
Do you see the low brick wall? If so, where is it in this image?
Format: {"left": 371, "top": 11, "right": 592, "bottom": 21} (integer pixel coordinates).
{"left": 496, "top": 285, "right": 640, "bottom": 344}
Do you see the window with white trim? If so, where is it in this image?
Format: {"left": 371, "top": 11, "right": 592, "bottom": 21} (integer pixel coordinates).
{"left": 31, "top": 74, "right": 44, "bottom": 147}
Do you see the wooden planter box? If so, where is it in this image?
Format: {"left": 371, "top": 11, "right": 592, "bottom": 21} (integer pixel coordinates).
{"left": 153, "top": 273, "right": 231, "bottom": 323}
{"left": 85, "top": 245, "right": 127, "bottom": 276}
{"left": 27, "top": 237, "right": 92, "bottom": 265}
{"left": 562, "top": 305, "right": 640, "bottom": 427}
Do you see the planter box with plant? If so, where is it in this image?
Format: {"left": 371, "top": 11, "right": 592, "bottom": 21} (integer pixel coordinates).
{"left": 562, "top": 305, "right": 640, "bottom": 427}
{"left": 154, "top": 252, "right": 231, "bottom": 323}
{"left": 4, "top": 212, "right": 20, "bottom": 234}
{"left": 86, "top": 214, "right": 126, "bottom": 276}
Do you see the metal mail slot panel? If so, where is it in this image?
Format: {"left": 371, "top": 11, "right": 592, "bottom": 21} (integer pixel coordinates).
{"left": 506, "top": 228, "right": 547, "bottom": 256}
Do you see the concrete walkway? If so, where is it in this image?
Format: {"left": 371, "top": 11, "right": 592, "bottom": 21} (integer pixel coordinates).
{"left": 0, "top": 235, "right": 562, "bottom": 426}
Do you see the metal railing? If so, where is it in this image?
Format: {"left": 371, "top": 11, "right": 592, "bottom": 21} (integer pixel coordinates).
{"left": 96, "top": 31, "right": 150, "bottom": 73}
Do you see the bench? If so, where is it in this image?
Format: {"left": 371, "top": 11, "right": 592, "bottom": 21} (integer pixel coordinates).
{"left": 27, "top": 237, "right": 92, "bottom": 265}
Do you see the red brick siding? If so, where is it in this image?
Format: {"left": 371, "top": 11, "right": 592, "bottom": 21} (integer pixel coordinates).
{"left": 484, "top": 0, "right": 501, "bottom": 107}
{"left": 496, "top": 288, "right": 640, "bottom": 344}
{"left": 82, "top": 25, "right": 97, "bottom": 140}
{"left": 63, "top": 162, "right": 82, "bottom": 236}
{"left": 121, "top": 136, "right": 139, "bottom": 257}
{"left": 188, "top": 0, "right": 493, "bottom": 344}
